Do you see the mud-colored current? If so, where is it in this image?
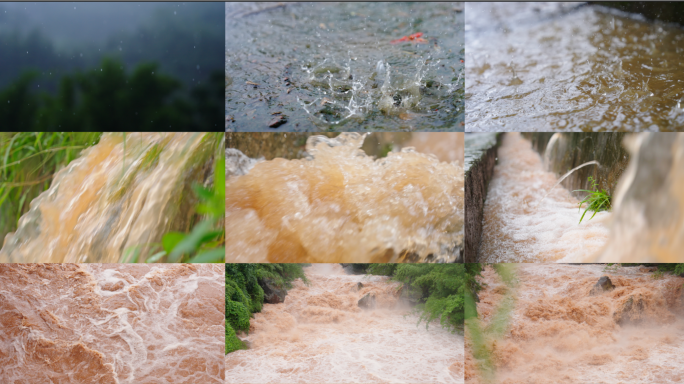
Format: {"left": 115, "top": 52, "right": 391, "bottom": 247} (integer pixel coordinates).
{"left": 225, "top": 264, "right": 463, "bottom": 383}
{"left": 226, "top": 133, "right": 464, "bottom": 263}
{"left": 466, "top": 264, "right": 684, "bottom": 384}
{"left": 466, "top": 3, "right": 684, "bottom": 131}
{"left": 478, "top": 133, "right": 609, "bottom": 262}
{"left": 0, "top": 264, "right": 225, "bottom": 384}
{"left": 0, "top": 133, "right": 221, "bottom": 263}
{"left": 226, "top": 2, "right": 464, "bottom": 131}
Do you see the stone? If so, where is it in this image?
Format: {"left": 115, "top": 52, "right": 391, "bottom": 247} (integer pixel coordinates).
{"left": 358, "top": 293, "right": 376, "bottom": 310}
{"left": 613, "top": 294, "right": 647, "bottom": 325}
{"left": 261, "top": 278, "right": 287, "bottom": 304}
{"left": 268, "top": 115, "right": 287, "bottom": 128}
{"left": 590, "top": 276, "right": 615, "bottom": 295}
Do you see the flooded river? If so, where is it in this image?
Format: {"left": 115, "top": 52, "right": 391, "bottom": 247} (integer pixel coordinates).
{"left": 466, "top": 3, "right": 684, "bottom": 131}
{"left": 226, "top": 2, "right": 464, "bottom": 131}
{"left": 0, "top": 133, "right": 222, "bottom": 263}
{"left": 466, "top": 264, "right": 684, "bottom": 384}
{"left": 226, "top": 132, "right": 464, "bottom": 263}
{"left": 225, "top": 264, "right": 462, "bottom": 383}
{"left": 0, "top": 264, "right": 225, "bottom": 384}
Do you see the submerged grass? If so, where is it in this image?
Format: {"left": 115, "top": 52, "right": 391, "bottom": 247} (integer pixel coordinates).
{"left": 0, "top": 132, "right": 102, "bottom": 242}
{"left": 574, "top": 176, "right": 611, "bottom": 224}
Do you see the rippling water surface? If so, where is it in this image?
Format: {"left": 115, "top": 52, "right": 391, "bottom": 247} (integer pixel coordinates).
{"left": 466, "top": 3, "right": 684, "bottom": 131}
{"left": 226, "top": 2, "right": 464, "bottom": 131}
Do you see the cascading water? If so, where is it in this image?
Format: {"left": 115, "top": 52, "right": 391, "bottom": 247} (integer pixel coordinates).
{"left": 225, "top": 264, "right": 463, "bottom": 384}
{"left": 0, "top": 133, "right": 222, "bottom": 263}
{"left": 0, "top": 263, "right": 225, "bottom": 384}
{"left": 478, "top": 133, "right": 609, "bottom": 262}
{"left": 225, "top": 132, "right": 464, "bottom": 263}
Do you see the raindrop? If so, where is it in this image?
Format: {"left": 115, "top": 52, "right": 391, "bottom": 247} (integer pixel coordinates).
{"left": 196, "top": 65, "right": 200, "bottom": 70}
{"left": 80, "top": 53, "right": 83, "bottom": 57}
{"left": 174, "top": 11, "right": 176, "bottom": 15}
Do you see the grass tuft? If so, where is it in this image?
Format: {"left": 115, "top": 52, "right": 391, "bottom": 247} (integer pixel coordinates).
{"left": 574, "top": 176, "right": 611, "bottom": 224}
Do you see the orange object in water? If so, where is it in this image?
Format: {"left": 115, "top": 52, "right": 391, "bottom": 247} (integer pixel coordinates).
{"left": 390, "top": 32, "right": 427, "bottom": 44}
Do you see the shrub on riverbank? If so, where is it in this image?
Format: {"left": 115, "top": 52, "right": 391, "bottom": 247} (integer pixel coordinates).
{"left": 367, "top": 263, "right": 475, "bottom": 333}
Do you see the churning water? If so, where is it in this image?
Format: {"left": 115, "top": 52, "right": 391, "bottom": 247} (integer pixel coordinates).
{"left": 225, "top": 264, "right": 463, "bottom": 383}
{"left": 226, "top": 133, "right": 464, "bottom": 263}
{"left": 466, "top": 264, "right": 684, "bottom": 384}
{"left": 0, "top": 264, "right": 225, "bottom": 384}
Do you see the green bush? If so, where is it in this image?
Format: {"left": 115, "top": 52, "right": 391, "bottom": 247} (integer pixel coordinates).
{"left": 225, "top": 321, "right": 247, "bottom": 354}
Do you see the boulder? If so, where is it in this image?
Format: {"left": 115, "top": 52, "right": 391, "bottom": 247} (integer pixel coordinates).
{"left": 261, "top": 278, "right": 287, "bottom": 304}
{"left": 358, "top": 293, "right": 376, "bottom": 310}
{"left": 613, "top": 294, "right": 647, "bottom": 325}
{"left": 351, "top": 282, "right": 364, "bottom": 292}
{"left": 238, "top": 337, "right": 251, "bottom": 350}
{"left": 590, "top": 276, "right": 615, "bottom": 295}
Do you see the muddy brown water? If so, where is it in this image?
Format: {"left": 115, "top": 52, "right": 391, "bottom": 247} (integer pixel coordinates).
{"left": 225, "top": 264, "right": 463, "bottom": 383}
{"left": 0, "top": 264, "right": 225, "bottom": 384}
{"left": 226, "top": 133, "right": 464, "bottom": 263}
{"left": 466, "top": 2, "right": 684, "bottom": 131}
{"left": 466, "top": 264, "right": 684, "bottom": 384}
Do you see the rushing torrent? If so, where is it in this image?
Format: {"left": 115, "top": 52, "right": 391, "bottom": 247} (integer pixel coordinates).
{"left": 226, "top": 132, "right": 464, "bottom": 263}
{"left": 225, "top": 264, "right": 463, "bottom": 384}
{"left": 466, "top": 264, "right": 684, "bottom": 384}
{"left": 0, "top": 264, "right": 225, "bottom": 384}
{"left": 478, "top": 133, "right": 609, "bottom": 263}
{"left": 0, "top": 133, "right": 221, "bottom": 263}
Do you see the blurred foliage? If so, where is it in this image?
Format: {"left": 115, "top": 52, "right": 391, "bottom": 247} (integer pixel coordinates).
{"left": 465, "top": 263, "right": 518, "bottom": 384}
{"left": 225, "top": 264, "right": 309, "bottom": 354}
{"left": 0, "top": 132, "right": 102, "bottom": 241}
{"left": 0, "top": 59, "right": 223, "bottom": 132}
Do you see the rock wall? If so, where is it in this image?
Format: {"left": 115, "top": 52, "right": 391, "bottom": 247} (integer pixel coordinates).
{"left": 523, "top": 133, "right": 631, "bottom": 198}
{"left": 464, "top": 133, "right": 502, "bottom": 263}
